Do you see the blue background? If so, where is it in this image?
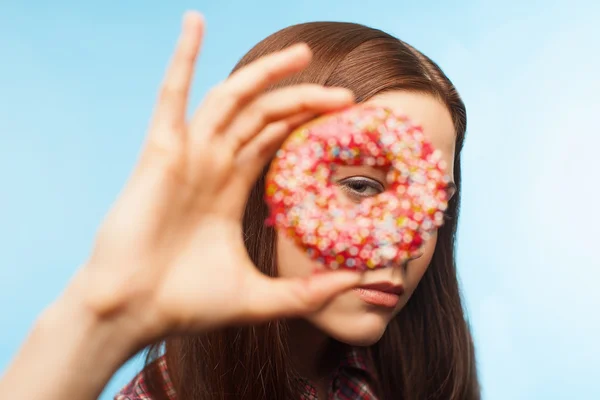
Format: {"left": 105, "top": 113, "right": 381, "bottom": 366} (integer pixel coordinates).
{"left": 1, "top": 1, "right": 598, "bottom": 399}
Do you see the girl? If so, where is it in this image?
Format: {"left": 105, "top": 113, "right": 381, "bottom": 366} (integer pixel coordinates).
{"left": 0, "top": 11, "right": 479, "bottom": 400}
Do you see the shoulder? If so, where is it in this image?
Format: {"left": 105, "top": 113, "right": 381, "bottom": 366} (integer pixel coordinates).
{"left": 114, "top": 356, "right": 175, "bottom": 400}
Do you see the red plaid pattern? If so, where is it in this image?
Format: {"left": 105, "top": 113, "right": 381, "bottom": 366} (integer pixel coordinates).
{"left": 115, "top": 347, "right": 377, "bottom": 400}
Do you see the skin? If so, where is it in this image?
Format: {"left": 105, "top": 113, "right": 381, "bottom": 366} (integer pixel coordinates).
{"left": 0, "top": 11, "right": 459, "bottom": 400}
{"left": 280, "top": 92, "right": 457, "bottom": 395}
{"left": 0, "top": 13, "right": 364, "bottom": 400}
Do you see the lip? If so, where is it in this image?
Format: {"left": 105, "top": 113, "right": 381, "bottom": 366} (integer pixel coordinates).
{"left": 353, "top": 282, "right": 405, "bottom": 308}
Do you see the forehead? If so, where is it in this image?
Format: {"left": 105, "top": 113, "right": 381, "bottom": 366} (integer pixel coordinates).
{"left": 365, "top": 91, "right": 457, "bottom": 179}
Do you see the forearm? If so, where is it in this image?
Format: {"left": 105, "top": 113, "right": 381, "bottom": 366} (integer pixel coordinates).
{"left": 0, "top": 274, "right": 144, "bottom": 400}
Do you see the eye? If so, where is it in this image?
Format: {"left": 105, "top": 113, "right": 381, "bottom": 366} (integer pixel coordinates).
{"left": 337, "top": 176, "right": 385, "bottom": 202}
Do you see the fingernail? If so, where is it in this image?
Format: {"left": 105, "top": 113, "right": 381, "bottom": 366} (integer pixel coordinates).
{"left": 182, "top": 11, "right": 202, "bottom": 31}
{"left": 291, "top": 42, "right": 310, "bottom": 52}
{"left": 328, "top": 88, "right": 355, "bottom": 99}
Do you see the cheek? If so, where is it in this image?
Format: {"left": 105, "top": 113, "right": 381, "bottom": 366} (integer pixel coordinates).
{"left": 276, "top": 232, "right": 316, "bottom": 278}
{"left": 403, "top": 230, "right": 438, "bottom": 297}
{"left": 276, "top": 228, "right": 438, "bottom": 346}
{"left": 277, "top": 228, "right": 438, "bottom": 287}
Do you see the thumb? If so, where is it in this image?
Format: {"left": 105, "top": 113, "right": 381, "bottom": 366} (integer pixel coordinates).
{"left": 242, "top": 269, "right": 362, "bottom": 322}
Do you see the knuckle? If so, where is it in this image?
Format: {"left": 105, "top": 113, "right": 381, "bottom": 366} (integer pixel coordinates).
{"left": 251, "top": 57, "right": 278, "bottom": 83}
{"left": 225, "top": 130, "right": 247, "bottom": 152}
{"left": 147, "top": 126, "right": 185, "bottom": 155}
{"left": 287, "top": 96, "right": 311, "bottom": 114}
{"left": 238, "top": 101, "right": 268, "bottom": 131}
{"left": 297, "top": 99, "right": 311, "bottom": 112}
{"left": 176, "top": 45, "right": 197, "bottom": 65}
{"left": 205, "top": 83, "right": 227, "bottom": 103}
{"left": 155, "top": 115, "right": 186, "bottom": 134}
{"left": 291, "top": 84, "right": 322, "bottom": 96}
{"left": 207, "top": 82, "right": 246, "bottom": 111}
{"left": 159, "top": 84, "right": 180, "bottom": 101}
{"left": 298, "top": 296, "right": 319, "bottom": 314}
{"left": 291, "top": 281, "right": 319, "bottom": 312}
{"left": 297, "top": 83, "right": 322, "bottom": 92}
{"left": 262, "top": 65, "right": 279, "bottom": 83}
{"left": 142, "top": 140, "right": 187, "bottom": 181}
{"left": 249, "top": 99, "right": 269, "bottom": 119}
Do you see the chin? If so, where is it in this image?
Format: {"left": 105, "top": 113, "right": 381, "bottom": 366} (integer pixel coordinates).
{"left": 310, "top": 309, "right": 391, "bottom": 346}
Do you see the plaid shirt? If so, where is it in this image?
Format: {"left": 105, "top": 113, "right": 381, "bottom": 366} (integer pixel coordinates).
{"left": 115, "top": 347, "right": 378, "bottom": 400}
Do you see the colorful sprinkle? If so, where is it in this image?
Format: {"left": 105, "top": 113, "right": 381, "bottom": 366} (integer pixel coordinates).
{"left": 264, "top": 105, "right": 450, "bottom": 270}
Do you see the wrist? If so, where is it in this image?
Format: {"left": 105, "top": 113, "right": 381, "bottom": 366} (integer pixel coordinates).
{"left": 64, "top": 262, "right": 167, "bottom": 347}
{"left": 0, "top": 281, "right": 144, "bottom": 400}
{"left": 44, "top": 285, "right": 141, "bottom": 361}
{"left": 35, "top": 291, "right": 140, "bottom": 398}
{"left": 54, "top": 266, "right": 158, "bottom": 354}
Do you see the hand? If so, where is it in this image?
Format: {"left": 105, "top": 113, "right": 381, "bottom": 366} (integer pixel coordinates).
{"left": 72, "top": 11, "right": 360, "bottom": 344}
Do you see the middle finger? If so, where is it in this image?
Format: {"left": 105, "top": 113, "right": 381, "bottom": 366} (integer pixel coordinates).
{"left": 190, "top": 43, "right": 313, "bottom": 136}
{"left": 223, "top": 84, "right": 354, "bottom": 152}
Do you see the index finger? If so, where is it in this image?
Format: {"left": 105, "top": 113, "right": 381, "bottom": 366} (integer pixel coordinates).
{"left": 192, "top": 43, "right": 313, "bottom": 134}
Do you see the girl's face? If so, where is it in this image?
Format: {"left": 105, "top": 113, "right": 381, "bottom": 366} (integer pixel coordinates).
{"left": 277, "top": 91, "right": 457, "bottom": 346}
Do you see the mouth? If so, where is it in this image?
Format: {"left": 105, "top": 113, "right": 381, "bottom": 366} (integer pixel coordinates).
{"left": 353, "top": 282, "right": 405, "bottom": 308}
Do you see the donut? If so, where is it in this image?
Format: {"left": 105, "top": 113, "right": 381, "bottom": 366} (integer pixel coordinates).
{"left": 264, "top": 105, "right": 451, "bottom": 270}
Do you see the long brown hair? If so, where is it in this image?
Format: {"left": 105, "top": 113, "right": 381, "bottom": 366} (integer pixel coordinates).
{"left": 143, "top": 22, "right": 479, "bottom": 400}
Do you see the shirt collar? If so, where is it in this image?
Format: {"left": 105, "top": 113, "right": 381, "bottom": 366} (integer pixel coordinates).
{"left": 337, "top": 345, "right": 372, "bottom": 372}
